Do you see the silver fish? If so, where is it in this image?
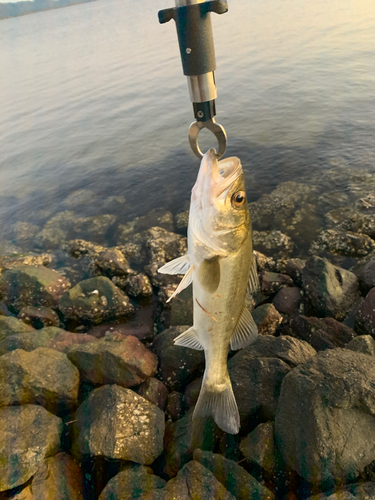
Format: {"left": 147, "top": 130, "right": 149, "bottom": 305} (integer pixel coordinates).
{"left": 159, "top": 148, "right": 258, "bottom": 434}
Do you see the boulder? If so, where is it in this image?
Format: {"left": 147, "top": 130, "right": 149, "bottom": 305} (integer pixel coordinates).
{"left": 116, "top": 210, "right": 174, "bottom": 244}
{"left": 67, "top": 334, "right": 157, "bottom": 387}
{"left": 346, "top": 335, "right": 375, "bottom": 357}
{"left": 120, "top": 273, "right": 153, "bottom": 298}
{"left": 152, "top": 326, "right": 204, "bottom": 391}
{"left": 355, "top": 288, "right": 375, "bottom": 337}
{"left": 0, "top": 316, "right": 34, "bottom": 342}
{"left": 352, "top": 254, "right": 375, "bottom": 294}
{"left": 0, "top": 265, "right": 70, "bottom": 311}
{"left": 0, "top": 405, "right": 62, "bottom": 491}
{"left": 183, "top": 377, "right": 202, "bottom": 409}
{"left": 0, "top": 252, "right": 51, "bottom": 272}
{"left": 272, "top": 287, "right": 301, "bottom": 316}
{"left": 302, "top": 256, "right": 360, "bottom": 320}
{"left": 307, "top": 482, "right": 375, "bottom": 500}
{"left": 170, "top": 287, "right": 193, "bottom": 327}
{"left": 17, "top": 306, "right": 60, "bottom": 328}
{"left": 260, "top": 271, "right": 294, "bottom": 295}
{"left": 253, "top": 230, "right": 293, "bottom": 259}
{"left": 310, "top": 229, "right": 375, "bottom": 258}
{"left": 12, "top": 222, "right": 39, "bottom": 247}
{"left": 193, "top": 449, "right": 275, "bottom": 500}
{"left": 165, "top": 391, "right": 185, "bottom": 421}
{"left": 275, "top": 349, "right": 375, "bottom": 485}
{"left": 0, "top": 348, "right": 79, "bottom": 414}
{"left": 146, "top": 227, "right": 187, "bottom": 264}
{"left": 73, "top": 385, "right": 164, "bottom": 465}
{"left": 239, "top": 422, "right": 279, "bottom": 475}
{"left": 93, "top": 248, "right": 132, "bottom": 278}
{"left": 137, "top": 377, "right": 169, "bottom": 410}
{"left": 59, "top": 276, "right": 134, "bottom": 324}
{"left": 252, "top": 304, "right": 283, "bottom": 336}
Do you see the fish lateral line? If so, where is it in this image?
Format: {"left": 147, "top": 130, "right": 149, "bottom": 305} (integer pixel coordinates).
{"left": 195, "top": 298, "right": 217, "bottom": 322}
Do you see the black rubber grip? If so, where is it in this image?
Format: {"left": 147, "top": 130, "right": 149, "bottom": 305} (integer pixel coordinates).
{"left": 193, "top": 100, "right": 216, "bottom": 121}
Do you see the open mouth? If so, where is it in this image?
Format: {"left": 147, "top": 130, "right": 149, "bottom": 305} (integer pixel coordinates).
{"left": 215, "top": 157, "right": 242, "bottom": 197}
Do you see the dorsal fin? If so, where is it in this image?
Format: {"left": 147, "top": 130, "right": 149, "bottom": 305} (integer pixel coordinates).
{"left": 230, "top": 306, "right": 258, "bottom": 351}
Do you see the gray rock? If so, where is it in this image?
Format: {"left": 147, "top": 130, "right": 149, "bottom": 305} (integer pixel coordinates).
{"left": 116, "top": 210, "right": 174, "bottom": 245}
{"left": 166, "top": 391, "right": 185, "bottom": 421}
{"left": 183, "top": 377, "right": 202, "bottom": 409}
{"left": 73, "top": 385, "right": 164, "bottom": 465}
{"left": 93, "top": 248, "right": 132, "bottom": 278}
{"left": 281, "top": 258, "right": 306, "bottom": 286}
{"left": 152, "top": 326, "right": 204, "bottom": 391}
{"left": 239, "top": 422, "right": 278, "bottom": 475}
{"left": 176, "top": 210, "right": 189, "bottom": 230}
{"left": 67, "top": 334, "right": 157, "bottom": 387}
{"left": 355, "top": 288, "right": 375, "bottom": 337}
{"left": 63, "top": 189, "right": 95, "bottom": 209}
{"left": 352, "top": 254, "right": 375, "bottom": 294}
{"left": 59, "top": 276, "right": 134, "bottom": 324}
{"left": 0, "top": 265, "right": 70, "bottom": 312}
{"left": 99, "top": 465, "right": 165, "bottom": 500}
{"left": 307, "top": 482, "right": 375, "bottom": 500}
{"left": 35, "top": 211, "right": 80, "bottom": 248}
{"left": 170, "top": 287, "right": 193, "bottom": 327}
{"left": 0, "top": 348, "right": 79, "bottom": 414}
{"left": 346, "top": 335, "right": 375, "bottom": 357}
{"left": 252, "top": 304, "right": 283, "bottom": 336}
{"left": 121, "top": 273, "right": 153, "bottom": 298}
{"left": 260, "top": 271, "right": 294, "bottom": 295}
{"left": 64, "top": 239, "right": 107, "bottom": 259}
{"left": 0, "top": 252, "right": 52, "bottom": 272}
{"left": 275, "top": 349, "right": 375, "bottom": 484}
{"left": 12, "top": 222, "right": 39, "bottom": 247}
{"left": 310, "top": 229, "right": 375, "bottom": 258}
{"left": 17, "top": 306, "right": 60, "bottom": 328}
{"left": 254, "top": 251, "right": 277, "bottom": 273}
{"left": 0, "top": 316, "right": 34, "bottom": 342}
{"left": 144, "top": 262, "right": 180, "bottom": 288}
{"left": 147, "top": 227, "right": 187, "bottom": 264}
{"left": 341, "top": 213, "right": 375, "bottom": 239}
{"left": 137, "top": 377, "right": 169, "bottom": 410}
{"left": 302, "top": 256, "right": 360, "bottom": 320}
{"left": 193, "top": 449, "right": 275, "bottom": 500}
{"left": 272, "top": 287, "right": 301, "bottom": 316}
{"left": 253, "top": 230, "right": 293, "bottom": 259}
{"left": 0, "top": 405, "right": 62, "bottom": 491}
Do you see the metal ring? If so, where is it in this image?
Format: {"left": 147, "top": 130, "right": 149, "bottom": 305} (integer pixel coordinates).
{"left": 188, "top": 118, "right": 227, "bottom": 160}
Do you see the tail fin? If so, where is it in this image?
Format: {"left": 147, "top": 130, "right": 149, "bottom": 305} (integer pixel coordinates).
{"left": 193, "top": 375, "right": 240, "bottom": 435}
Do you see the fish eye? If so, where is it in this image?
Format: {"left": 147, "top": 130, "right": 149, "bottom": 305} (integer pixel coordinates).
{"left": 231, "top": 191, "right": 246, "bottom": 208}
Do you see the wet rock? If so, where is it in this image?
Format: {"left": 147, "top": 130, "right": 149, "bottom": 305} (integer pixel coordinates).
{"left": 87, "top": 322, "right": 153, "bottom": 342}
{"left": 166, "top": 391, "right": 185, "bottom": 421}
{"left": 346, "top": 335, "right": 375, "bottom": 357}
{"left": 290, "top": 315, "right": 356, "bottom": 351}
{"left": 0, "top": 316, "right": 34, "bottom": 341}
{"left": 137, "top": 377, "right": 168, "bottom": 410}
{"left": 152, "top": 326, "right": 204, "bottom": 391}
{"left": 341, "top": 213, "right": 375, "bottom": 239}
{"left": 302, "top": 256, "right": 360, "bottom": 320}
{"left": 260, "top": 271, "right": 294, "bottom": 295}
{"left": 239, "top": 422, "right": 279, "bottom": 475}
{"left": 281, "top": 258, "right": 306, "bottom": 286}
{"left": 12, "top": 222, "right": 39, "bottom": 247}
{"left": 63, "top": 189, "right": 95, "bottom": 209}
{"left": 352, "top": 254, "right": 375, "bottom": 294}
{"left": 275, "top": 349, "right": 375, "bottom": 485}
{"left": 193, "top": 449, "right": 275, "bottom": 500}
{"left": 17, "top": 306, "right": 60, "bottom": 328}
{"left": 10, "top": 452, "right": 85, "bottom": 500}
{"left": 144, "top": 262, "right": 180, "bottom": 288}
{"left": 35, "top": 211, "right": 80, "bottom": 249}
{"left": 116, "top": 210, "right": 174, "bottom": 244}
{"left": 59, "top": 276, "right": 134, "bottom": 324}
{"left": 163, "top": 460, "right": 236, "bottom": 500}
{"left": 93, "top": 248, "right": 132, "bottom": 278}
{"left": 310, "top": 229, "right": 375, "bottom": 258}
{"left": 73, "top": 385, "right": 164, "bottom": 464}
{"left": 64, "top": 239, "right": 107, "bottom": 259}
{"left": 99, "top": 465, "right": 165, "bottom": 500}
{"left": 252, "top": 304, "right": 283, "bottom": 336}
{"left": 272, "top": 287, "right": 301, "bottom": 316}
{"left": 0, "top": 265, "right": 70, "bottom": 312}
{"left": 307, "top": 482, "right": 375, "bottom": 500}
{"left": 157, "top": 283, "right": 179, "bottom": 305}
{"left": 183, "top": 377, "right": 202, "bottom": 409}
{"left": 147, "top": 227, "right": 187, "bottom": 264}
{"left": 102, "top": 195, "right": 128, "bottom": 213}
{"left": 118, "top": 235, "right": 149, "bottom": 266}
{"left": 67, "top": 334, "right": 157, "bottom": 387}
{"left": 253, "top": 230, "right": 293, "bottom": 259}
{"left": 0, "top": 252, "right": 52, "bottom": 272}
{"left": 254, "top": 251, "right": 277, "bottom": 273}
{"left": 176, "top": 210, "right": 189, "bottom": 230}
{"left": 355, "top": 288, "right": 375, "bottom": 337}
{"left": 75, "top": 214, "right": 118, "bottom": 241}
{"left": 120, "top": 273, "right": 153, "bottom": 298}
{"left": 0, "top": 347, "right": 79, "bottom": 413}
{"left": 170, "top": 287, "right": 193, "bottom": 327}
{"left": 0, "top": 405, "right": 62, "bottom": 491}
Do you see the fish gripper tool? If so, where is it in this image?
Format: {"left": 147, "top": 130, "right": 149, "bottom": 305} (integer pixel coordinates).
{"left": 158, "top": 0, "right": 228, "bottom": 159}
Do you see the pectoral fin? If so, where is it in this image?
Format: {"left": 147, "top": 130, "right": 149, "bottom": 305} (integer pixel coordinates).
{"left": 230, "top": 306, "right": 258, "bottom": 351}
{"left": 166, "top": 265, "right": 194, "bottom": 303}
{"left": 247, "top": 254, "right": 260, "bottom": 294}
{"left": 174, "top": 326, "right": 203, "bottom": 350}
{"left": 158, "top": 254, "right": 191, "bottom": 275}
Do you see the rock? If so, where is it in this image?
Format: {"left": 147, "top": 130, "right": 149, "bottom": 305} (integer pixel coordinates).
{"left": 310, "top": 229, "right": 375, "bottom": 258}
{"left": 272, "top": 287, "right": 301, "bottom": 316}
{"left": 0, "top": 405, "right": 62, "bottom": 491}
{"left": 253, "top": 230, "right": 293, "bottom": 259}
{"left": 17, "top": 306, "right": 60, "bottom": 328}
{"left": 302, "top": 256, "right": 360, "bottom": 320}
{"left": 254, "top": 251, "right": 277, "bottom": 272}
{"left": 73, "top": 385, "right": 164, "bottom": 464}
{"left": 307, "top": 482, "right": 375, "bottom": 500}
{"left": 87, "top": 322, "right": 153, "bottom": 343}
{"left": 166, "top": 391, "right": 185, "bottom": 421}
{"left": 59, "top": 276, "right": 134, "bottom": 324}
{"left": 163, "top": 460, "right": 236, "bottom": 500}
{"left": 260, "top": 271, "right": 294, "bottom": 295}
{"left": 63, "top": 189, "right": 95, "bottom": 209}
{"left": 170, "top": 287, "right": 193, "bottom": 327}
{"left": 0, "top": 252, "right": 52, "bottom": 273}
{"left": 12, "top": 222, "right": 39, "bottom": 247}
{"left": 176, "top": 210, "right": 189, "bottom": 230}
{"left": 147, "top": 227, "right": 187, "bottom": 264}
{"left": 64, "top": 239, "right": 106, "bottom": 259}
{"left": 193, "top": 449, "right": 275, "bottom": 500}
{"left": 137, "top": 377, "right": 169, "bottom": 410}
{"left": 35, "top": 211, "right": 80, "bottom": 248}
{"left": 0, "top": 316, "right": 34, "bottom": 341}
{"left": 152, "top": 326, "right": 204, "bottom": 391}
{"left": 99, "top": 465, "right": 165, "bottom": 500}
{"left": 341, "top": 213, "right": 375, "bottom": 239}
{"left": 184, "top": 377, "right": 202, "bottom": 409}
{"left": 352, "top": 254, "right": 375, "bottom": 294}
{"left": 0, "top": 266, "right": 70, "bottom": 312}
{"left": 239, "top": 422, "right": 278, "bottom": 475}
{"left": 355, "top": 288, "right": 375, "bottom": 337}
{"left": 74, "top": 214, "right": 118, "bottom": 241}
{"left": 290, "top": 315, "right": 356, "bottom": 351}
{"left": 144, "top": 262, "right": 180, "bottom": 288}
{"left": 252, "top": 304, "right": 283, "bottom": 336}
{"left": 275, "top": 349, "right": 375, "bottom": 485}
{"left": 120, "top": 273, "right": 153, "bottom": 298}
{"left": 282, "top": 258, "right": 306, "bottom": 286}
{"left": 10, "top": 452, "right": 85, "bottom": 500}
{"left": 116, "top": 210, "right": 174, "bottom": 244}
{"left": 0, "top": 348, "right": 79, "bottom": 414}
{"left": 346, "top": 335, "right": 375, "bottom": 357}
{"left": 93, "top": 248, "right": 132, "bottom": 278}
{"left": 67, "top": 334, "right": 157, "bottom": 387}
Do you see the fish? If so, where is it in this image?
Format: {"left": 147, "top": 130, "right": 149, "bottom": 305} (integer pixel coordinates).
{"left": 158, "top": 148, "right": 259, "bottom": 434}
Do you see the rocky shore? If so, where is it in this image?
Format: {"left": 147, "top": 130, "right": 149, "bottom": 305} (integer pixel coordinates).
{"left": 2, "top": 173, "right": 375, "bottom": 499}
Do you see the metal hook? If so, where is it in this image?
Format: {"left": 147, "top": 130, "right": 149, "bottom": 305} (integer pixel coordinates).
{"left": 188, "top": 118, "right": 227, "bottom": 160}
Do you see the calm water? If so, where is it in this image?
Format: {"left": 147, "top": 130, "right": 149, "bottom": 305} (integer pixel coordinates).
{"left": 1, "top": 0, "right": 375, "bottom": 246}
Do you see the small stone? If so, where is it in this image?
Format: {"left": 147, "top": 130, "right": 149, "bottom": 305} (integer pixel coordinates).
{"left": 282, "top": 258, "right": 306, "bottom": 286}
{"left": 0, "top": 316, "right": 34, "bottom": 342}
{"left": 17, "top": 306, "right": 60, "bottom": 328}
{"left": 260, "top": 271, "right": 294, "bottom": 295}
{"left": 166, "top": 391, "right": 185, "bottom": 421}
{"left": 67, "top": 335, "right": 157, "bottom": 387}
{"left": 73, "top": 385, "right": 165, "bottom": 465}
{"left": 346, "top": 335, "right": 375, "bottom": 357}
{"left": 122, "top": 273, "right": 153, "bottom": 298}
{"left": 355, "top": 288, "right": 375, "bottom": 337}
{"left": 0, "top": 405, "right": 62, "bottom": 491}
{"left": 253, "top": 230, "right": 293, "bottom": 259}
{"left": 252, "top": 304, "right": 283, "bottom": 336}
{"left": 64, "top": 239, "right": 106, "bottom": 258}
{"left": 273, "top": 287, "right": 301, "bottom": 316}
{"left": 93, "top": 248, "right": 132, "bottom": 278}
{"left": 253, "top": 251, "right": 277, "bottom": 272}
{"left": 239, "top": 422, "right": 278, "bottom": 475}
{"left": 137, "top": 377, "right": 168, "bottom": 410}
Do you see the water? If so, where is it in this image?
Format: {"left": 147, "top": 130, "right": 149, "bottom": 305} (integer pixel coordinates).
{"left": 1, "top": 0, "right": 375, "bottom": 252}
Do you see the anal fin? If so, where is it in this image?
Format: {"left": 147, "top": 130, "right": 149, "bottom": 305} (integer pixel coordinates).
{"left": 174, "top": 326, "right": 203, "bottom": 350}
{"left": 230, "top": 306, "right": 258, "bottom": 351}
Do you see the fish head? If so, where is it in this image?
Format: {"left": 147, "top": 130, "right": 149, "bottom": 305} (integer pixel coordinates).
{"left": 190, "top": 148, "right": 250, "bottom": 254}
